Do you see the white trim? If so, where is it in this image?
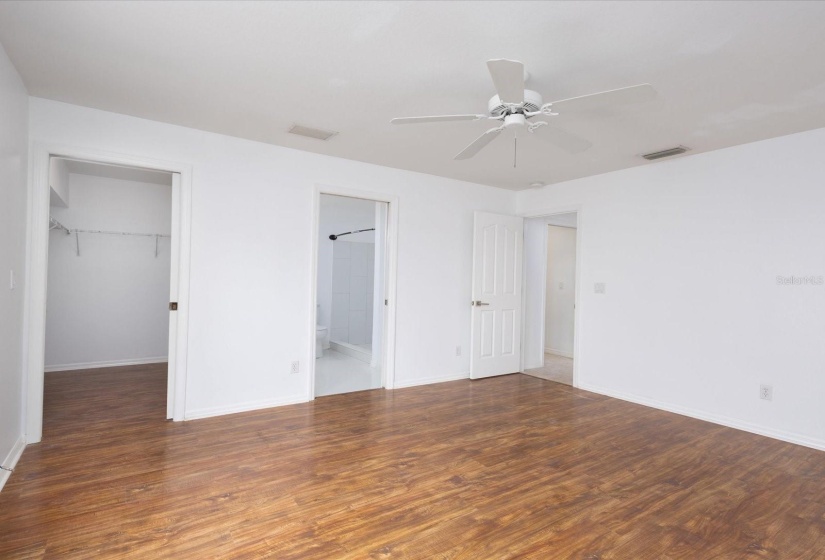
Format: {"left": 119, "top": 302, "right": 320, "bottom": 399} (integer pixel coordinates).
{"left": 44, "top": 357, "right": 168, "bottom": 373}
{"left": 308, "top": 185, "right": 399, "bottom": 399}
{"left": 185, "top": 395, "right": 308, "bottom": 421}
{"left": 393, "top": 372, "right": 469, "bottom": 389}
{"left": 0, "top": 436, "right": 26, "bottom": 493}
{"left": 544, "top": 348, "right": 574, "bottom": 359}
{"left": 579, "top": 382, "right": 825, "bottom": 452}
{"left": 24, "top": 143, "right": 193, "bottom": 443}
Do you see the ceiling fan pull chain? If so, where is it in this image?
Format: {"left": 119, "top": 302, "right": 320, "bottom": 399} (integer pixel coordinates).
{"left": 514, "top": 133, "right": 518, "bottom": 168}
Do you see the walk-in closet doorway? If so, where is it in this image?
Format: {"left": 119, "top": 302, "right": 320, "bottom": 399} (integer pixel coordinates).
{"left": 25, "top": 146, "right": 193, "bottom": 443}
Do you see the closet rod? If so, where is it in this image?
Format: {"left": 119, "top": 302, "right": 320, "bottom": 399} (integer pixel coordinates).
{"left": 48, "top": 217, "right": 169, "bottom": 239}
{"left": 69, "top": 229, "right": 170, "bottom": 238}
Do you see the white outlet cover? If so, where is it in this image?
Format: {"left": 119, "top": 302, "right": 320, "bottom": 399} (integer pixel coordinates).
{"left": 594, "top": 282, "right": 606, "bottom": 294}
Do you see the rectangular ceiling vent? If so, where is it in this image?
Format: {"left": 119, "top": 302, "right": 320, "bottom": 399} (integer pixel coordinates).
{"left": 642, "top": 146, "right": 690, "bottom": 161}
{"left": 288, "top": 124, "right": 338, "bottom": 141}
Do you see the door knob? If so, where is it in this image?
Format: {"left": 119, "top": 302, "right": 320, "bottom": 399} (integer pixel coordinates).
{"left": 472, "top": 300, "right": 490, "bottom": 306}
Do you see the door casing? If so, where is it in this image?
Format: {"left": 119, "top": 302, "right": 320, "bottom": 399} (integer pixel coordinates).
{"left": 24, "top": 143, "right": 193, "bottom": 442}
{"left": 308, "top": 184, "right": 399, "bottom": 398}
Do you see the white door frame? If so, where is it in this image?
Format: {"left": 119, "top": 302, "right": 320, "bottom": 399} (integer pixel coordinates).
{"left": 519, "top": 204, "right": 583, "bottom": 387}
{"left": 308, "top": 184, "right": 399, "bottom": 398}
{"left": 23, "top": 143, "right": 193, "bottom": 442}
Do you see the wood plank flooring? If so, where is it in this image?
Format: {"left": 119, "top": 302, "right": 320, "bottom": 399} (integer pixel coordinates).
{"left": 1, "top": 364, "right": 824, "bottom": 559}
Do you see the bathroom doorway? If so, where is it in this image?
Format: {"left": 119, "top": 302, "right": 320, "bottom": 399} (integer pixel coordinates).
{"left": 313, "top": 193, "right": 390, "bottom": 397}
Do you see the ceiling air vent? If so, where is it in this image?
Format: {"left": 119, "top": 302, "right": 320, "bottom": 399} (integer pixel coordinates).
{"left": 642, "top": 146, "right": 690, "bottom": 161}
{"left": 288, "top": 124, "right": 338, "bottom": 141}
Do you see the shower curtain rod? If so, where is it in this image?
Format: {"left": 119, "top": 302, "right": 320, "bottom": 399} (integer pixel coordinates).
{"left": 329, "top": 228, "right": 374, "bottom": 241}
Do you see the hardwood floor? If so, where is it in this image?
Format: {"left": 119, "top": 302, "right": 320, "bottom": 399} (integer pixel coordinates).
{"left": 2, "top": 365, "right": 824, "bottom": 558}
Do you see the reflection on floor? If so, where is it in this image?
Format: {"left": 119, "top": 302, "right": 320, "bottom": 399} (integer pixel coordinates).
{"left": 315, "top": 349, "right": 381, "bottom": 397}
{"left": 522, "top": 353, "right": 573, "bottom": 386}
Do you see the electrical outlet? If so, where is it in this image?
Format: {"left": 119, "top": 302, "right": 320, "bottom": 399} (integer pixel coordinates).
{"left": 559, "top": 282, "right": 564, "bottom": 290}
{"left": 456, "top": 346, "right": 461, "bottom": 357}
{"left": 594, "top": 282, "right": 606, "bottom": 294}
{"left": 760, "top": 384, "right": 773, "bottom": 401}
{"left": 291, "top": 361, "right": 300, "bottom": 374}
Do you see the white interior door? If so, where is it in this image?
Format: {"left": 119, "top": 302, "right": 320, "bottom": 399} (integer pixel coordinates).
{"left": 166, "top": 172, "right": 181, "bottom": 419}
{"left": 470, "top": 211, "right": 524, "bottom": 379}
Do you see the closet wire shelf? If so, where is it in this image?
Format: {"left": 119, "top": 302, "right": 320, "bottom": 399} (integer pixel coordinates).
{"left": 49, "top": 216, "right": 170, "bottom": 257}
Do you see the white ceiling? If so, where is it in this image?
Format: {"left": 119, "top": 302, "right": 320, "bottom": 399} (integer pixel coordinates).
{"left": 2, "top": 1, "right": 824, "bottom": 191}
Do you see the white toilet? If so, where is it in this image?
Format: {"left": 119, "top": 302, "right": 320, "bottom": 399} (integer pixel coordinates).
{"left": 315, "top": 304, "right": 329, "bottom": 358}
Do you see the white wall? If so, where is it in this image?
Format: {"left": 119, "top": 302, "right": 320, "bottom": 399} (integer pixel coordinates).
{"left": 45, "top": 173, "right": 171, "bottom": 370}
{"left": 49, "top": 157, "right": 69, "bottom": 207}
{"left": 517, "top": 127, "right": 825, "bottom": 450}
{"left": 29, "top": 98, "right": 515, "bottom": 418}
{"left": 545, "top": 225, "right": 576, "bottom": 357}
{"left": 0, "top": 42, "right": 28, "bottom": 487}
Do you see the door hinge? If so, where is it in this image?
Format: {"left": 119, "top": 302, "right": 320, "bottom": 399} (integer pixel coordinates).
{"left": 169, "top": 302, "right": 178, "bottom": 311}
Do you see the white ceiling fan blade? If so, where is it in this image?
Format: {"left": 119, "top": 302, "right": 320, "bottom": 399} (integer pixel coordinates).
{"left": 391, "top": 114, "right": 487, "bottom": 125}
{"left": 550, "top": 84, "right": 657, "bottom": 113}
{"left": 486, "top": 59, "right": 524, "bottom": 105}
{"left": 533, "top": 125, "right": 592, "bottom": 154}
{"left": 454, "top": 126, "right": 504, "bottom": 160}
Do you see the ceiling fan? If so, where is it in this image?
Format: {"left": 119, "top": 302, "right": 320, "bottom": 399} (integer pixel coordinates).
{"left": 391, "top": 59, "right": 657, "bottom": 164}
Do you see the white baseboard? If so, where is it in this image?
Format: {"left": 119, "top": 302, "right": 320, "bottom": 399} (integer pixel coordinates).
{"left": 45, "top": 356, "right": 168, "bottom": 372}
{"left": 394, "top": 372, "right": 469, "bottom": 389}
{"left": 578, "top": 381, "right": 825, "bottom": 452}
{"left": 185, "top": 394, "right": 309, "bottom": 421}
{"left": 545, "top": 348, "right": 574, "bottom": 359}
{"left": 0, "top": 435, "right": 26, "bottom": 493}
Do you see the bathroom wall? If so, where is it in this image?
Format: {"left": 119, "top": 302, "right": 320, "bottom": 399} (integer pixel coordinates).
{"left": 331, "top": 240, "right": 375, "bottom": 346}
{"left": 317, "top": 195, "right": 376, "bottom": 334}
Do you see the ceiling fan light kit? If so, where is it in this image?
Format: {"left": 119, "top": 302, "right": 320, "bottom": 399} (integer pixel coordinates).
{"left": 391, "top": 59, "right": 657, "bottom": 166}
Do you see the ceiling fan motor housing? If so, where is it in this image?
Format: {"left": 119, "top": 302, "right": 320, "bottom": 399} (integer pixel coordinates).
{"left": 504, "top": 114, "right": 527, "bottom": 128}
{"left": 488, "top": 89, "right": 543, "bottom": 116}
